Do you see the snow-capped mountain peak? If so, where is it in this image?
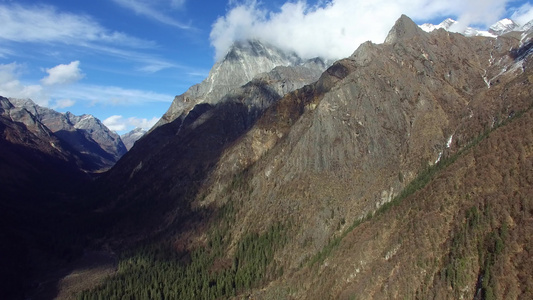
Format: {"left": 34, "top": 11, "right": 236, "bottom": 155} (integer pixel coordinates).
{"left": 419, "top": 18, "right": 456, "bottom": 32}
{"left": 419, "top": 17, "right": 531, "bottom": 38}
{"left": 489, "top": 18, "right": 519, "bottom": 35}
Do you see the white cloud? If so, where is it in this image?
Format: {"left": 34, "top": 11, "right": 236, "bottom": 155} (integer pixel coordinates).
{"left": 0, "top": 47, "right": 14, "bottom": 58}
{"left": 0, "top": 4, "right": 186, "bottom": 75}
{"left": 0, "top": 61, "right": 173, "bottom": 108}
{"left": 103, "top": 115, "right": 128, "bottom": 131}
{"left": 52, "top": 98, "right": 76, "bottom": 109}
{"left": 0, "top": 3, "right": 197, "bottom": 77}
{"left": 210, "top": 0, "right": 516, "bottom": 61}
{"left": 78, "top": 44, "right": 182, "bottom": 74}
{"left": 41, "top": 61, "right": 85, "bottom": 86}
{"left": 112, "top": 0, "right": 191, "bottom": 28}
{"left": 0, "top": 3, "right": 155, "bottom": 48}
{"left": 103, "top": 114, "right": 159, "bottom": 132}
{"left": 511, "top": 3, "right": 533, "bottom": 26}
{"left": 53, "top": 84, "right": 173, "bottom": 106}
{"left": 171, "top": 0, "right": 187, "bottom": 9}
{"left": 127, "top": 116, "right": 160, "bottom": 129}
{"left": 0, "top": 63, "right": 48, "bottom": 105}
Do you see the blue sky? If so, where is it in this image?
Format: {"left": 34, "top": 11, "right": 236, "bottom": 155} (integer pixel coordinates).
{"left": 0, "top": 0, "right": 532, "bottom": 134}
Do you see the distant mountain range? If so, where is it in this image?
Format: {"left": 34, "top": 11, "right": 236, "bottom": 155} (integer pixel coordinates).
{"left": 420, "top": 17, "right": 533, "bottom": 37}
{"left": 2, "top": 97, "right": 148, "bottom": 171}
{"left": 11, "top": 98, "right": 127, "bottom": 171}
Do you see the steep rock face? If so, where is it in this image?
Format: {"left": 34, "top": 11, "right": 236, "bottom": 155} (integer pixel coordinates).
{"left": 385, "top": 14, "right": 424, "bottom": 44}
{"left": 98, "top": 72, "right": 324, "bottom": 234}
{"left": 203, "top": 13, "right": 529, "bottom": 218}
{"left": 261, "top": 107, "right": 533, "bottom": 300}
{"left": 121, "top": 127, "right": 147, "bottom": 150}
{"left": 10, "top": 98, "right": 127, "bottom": 171}
{"left": 155, "top": 39, "right": 327, "bottom": 128}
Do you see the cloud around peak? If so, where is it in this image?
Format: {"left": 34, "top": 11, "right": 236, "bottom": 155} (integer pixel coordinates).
{"left": 210, "top": 0, "right": 529, "bottom": 61}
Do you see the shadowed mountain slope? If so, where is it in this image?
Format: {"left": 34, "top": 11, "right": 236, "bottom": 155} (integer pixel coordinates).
{"left": 0, "top": 96, "right": 95, "bottom": 300}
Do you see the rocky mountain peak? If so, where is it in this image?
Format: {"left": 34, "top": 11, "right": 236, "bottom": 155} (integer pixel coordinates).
{"left": 121, "top": 127, "right": 147, "bottom": 151}
{"left": 419, "top": 18, "right": 455, "bottom": 32}
{"left": 489, "top": 18, "right": 519, "bottom": 35}
{"left": 223, "top": 39, "right": 300, "bottom": 63}
{"left": 384, "top": 15, "right": 424, "bottom": 44}
{"left": 155, "top": 39, "right": 327, "bottom": 128}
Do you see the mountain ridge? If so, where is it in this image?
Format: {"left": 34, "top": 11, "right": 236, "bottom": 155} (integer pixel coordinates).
{"left": 9, "top": 98, "right": 127, "bottom": 171}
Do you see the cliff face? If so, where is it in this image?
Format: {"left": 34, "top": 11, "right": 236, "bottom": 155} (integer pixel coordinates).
{"left": 83, "top": 15, "right": 533, "bottom": 299}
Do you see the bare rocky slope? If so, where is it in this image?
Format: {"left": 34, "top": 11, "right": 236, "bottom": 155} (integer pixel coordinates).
{"left": 76, "top": 15, "right": 533, "bottom": 299}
